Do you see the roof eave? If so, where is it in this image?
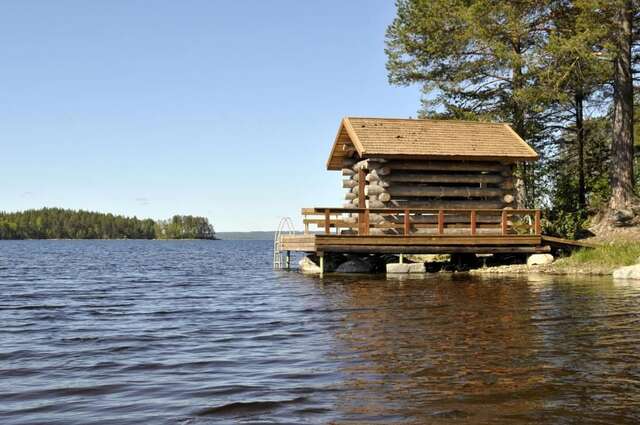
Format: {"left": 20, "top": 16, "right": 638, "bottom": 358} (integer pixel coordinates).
{"left": 326, "top": 117, "right": 366, "bottom": 170}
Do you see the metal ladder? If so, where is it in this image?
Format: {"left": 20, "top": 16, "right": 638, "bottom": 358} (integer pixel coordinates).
{"left": 273, "top": 217, "right": 296, "bottom": 269}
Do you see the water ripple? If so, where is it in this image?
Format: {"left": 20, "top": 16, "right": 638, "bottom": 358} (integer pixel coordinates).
{"left": 1, "top": 240, "right": 640, "bottom": 424}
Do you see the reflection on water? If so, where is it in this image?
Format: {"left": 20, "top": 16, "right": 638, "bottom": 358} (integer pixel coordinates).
{"left": 1, "top": 241, "right": 640, "bottom": 424}
{"left": 320, "top": 274, "right": 640, "bottom": 423}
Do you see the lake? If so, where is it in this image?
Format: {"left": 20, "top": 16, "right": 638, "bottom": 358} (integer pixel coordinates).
{"left": 1, "top": 240, "right": 640, "bottom": 424}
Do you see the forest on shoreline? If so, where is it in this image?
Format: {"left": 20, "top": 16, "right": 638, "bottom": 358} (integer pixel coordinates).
{"left": 386, "top": 0, "right": 640, "bottom": 237}
{"left": 0, "top": 208, "right": 216, "bottom": 240}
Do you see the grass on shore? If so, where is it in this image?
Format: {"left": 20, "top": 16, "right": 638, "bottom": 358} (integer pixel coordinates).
{"left": 555, "top": 242, "right": 640, "bottom": 269}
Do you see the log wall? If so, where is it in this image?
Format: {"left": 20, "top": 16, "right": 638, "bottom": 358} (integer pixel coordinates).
{"left": 340, "top": 157, "right": 515, "bottom": 234}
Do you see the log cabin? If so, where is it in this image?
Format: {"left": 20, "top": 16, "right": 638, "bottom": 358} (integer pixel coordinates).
{"left": 277, "top": 117, "right": 558, "bottom": 272}
{"left": 329, "top": 117, "right": 537, "bottom": 214}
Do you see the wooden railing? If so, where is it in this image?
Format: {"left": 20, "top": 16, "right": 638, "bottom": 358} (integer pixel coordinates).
{"left": 302, "top": 208, "right": 541, "bottom": 237}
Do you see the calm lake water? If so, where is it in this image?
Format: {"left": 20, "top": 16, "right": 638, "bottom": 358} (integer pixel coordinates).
{"left": 1, "top": 240, "right": 640, "bottom": 424}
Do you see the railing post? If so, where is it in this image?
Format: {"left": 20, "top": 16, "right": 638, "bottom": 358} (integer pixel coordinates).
{"left": 362, "top": 209, "right": 370, "bottom": 236}
{"left": 438, "top": 209, "right": 444, "bottom": 235}
{"left": 324, "top": 209, "right": 330, "bottom": 235}
{"left": 470, "top": 210, "right": 477, "bottom": 236}
{"left": 404, "top": 209, "right": 410, "bottom": 235}
{"left": 534, "top": 210, "right": 541, "bottom": 235}
{"left": 501, "top": 209, "right": 508, "bottom": 236}
{"left": 358, "top": 168, "right": 366, "bottom": 209}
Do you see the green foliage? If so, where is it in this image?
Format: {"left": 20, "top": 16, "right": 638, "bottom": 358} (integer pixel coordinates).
{"left": 543, "top": 210, "right": 589, "bottom": 239}
{"left": 386, "top": 0, "right": 640, "bottom": 220}
{"left": 548, "top": 118, "right": 613, "bottom": 212}
{"left": 386, "top": 1, "right": 561, "bottom": 207}
{"left": 557, "top": 242, "right": 640, "bottom": 268}
{"left": 155, "top": 215, "right": 216, "bottom": 240}
{"left": 0, "top": 208, "right": 215, "bottom": 240}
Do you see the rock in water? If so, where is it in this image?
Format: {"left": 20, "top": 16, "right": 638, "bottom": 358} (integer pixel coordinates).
{"left": 335, "top": 259, "right": 373, "bottom": 273}
{"left": 299, "top": 256, "right": 321, "bottom": 275}
{"left": 386, "top": 263, "right": 410, "bottom": 274}
{"left": 527, "top": 254, "right": 554, "bottom": 266}
{"left": 386, "top": 263, "right": 426, "bottom": 274}
{"left": 613, "top": 264, "right": 640, "bottom": 280}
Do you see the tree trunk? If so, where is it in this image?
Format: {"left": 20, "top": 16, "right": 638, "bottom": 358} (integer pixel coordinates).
{"left": 609, "top": 0, "right": 636, "bottom": 211}
{"left": 575, "top": 92, "right": 586, "bottom": 210}
{"left": 511, "top": 43, "right": 530, "bottom": 208}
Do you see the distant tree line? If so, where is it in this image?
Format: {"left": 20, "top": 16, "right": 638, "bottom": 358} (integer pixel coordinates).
{"left": 0, "top": 208, "right": 216, "bottom": 240}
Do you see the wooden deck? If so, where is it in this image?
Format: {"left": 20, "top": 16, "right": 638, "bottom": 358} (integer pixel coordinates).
{"left": 280, "top": 207, "right": 550, "bottom": 255}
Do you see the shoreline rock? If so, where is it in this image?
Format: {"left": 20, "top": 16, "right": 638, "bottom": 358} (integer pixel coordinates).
{"left": 612, "top": 264, "right": 640, "bottom": 280}
{"left": 469, "top": 263, "right": 613, "bottom": 276}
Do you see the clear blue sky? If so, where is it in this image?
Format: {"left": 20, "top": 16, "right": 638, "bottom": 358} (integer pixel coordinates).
{"left": 1, "top": 1, "right": 421, "bottom": 231}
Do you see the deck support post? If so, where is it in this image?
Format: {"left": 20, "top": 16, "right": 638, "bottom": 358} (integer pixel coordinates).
{"left": 399, "top": 253, "right": 404, "bottom": 264}
{"left": 285, "top": 251, "right": 290, "bottom": 269}
{"left": 319, "top": 253, "right": 324, "bottom": 277}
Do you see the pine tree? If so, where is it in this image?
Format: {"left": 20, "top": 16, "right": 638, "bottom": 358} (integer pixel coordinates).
{"left": 385, "top": 0, "right": 555, "bottom": 206}
{"left": 537, "top": 0, "right": 609, "bottom": 211}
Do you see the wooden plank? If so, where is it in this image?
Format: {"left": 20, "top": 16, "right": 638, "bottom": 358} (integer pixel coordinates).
{"left": 389, "top": 200, "right": 505, "bottom": 209}
{"left": 304, "top": 220, "right": 359, "bottom": 229}
{"left": 386, "top": 173, "right": 503, "bottom": 184}
{"left": 315, "top": 235, "right": 541, "bottom": 246}
{"left": 403, "top": 209, "right": 410, "bottom": 235}
{"left": 319, "top": 245, "right": 551, "bottom": 254}
{"left": 437, "top": 209, "right": 444, "bottom": 235}
{"left": 306, "top": 207, "right": 539, "bottom": 215}
{"left": 357, "top": 168, "right": 366, "bottom": 234}
{"left": 358, "top": 168, "right": 366, "bottom": 208}
{"left": 324, "top": 209, "right": 330, "bottom": 235}
{"left": 541, "top": 235, "right": 598, "bottom": 248}
{"left": 362, "top": 209, "right": 370, "bottom": 235}
{"left": 501, "top": 210, "right": 508, "bottom": 235}
{"left": 280, "top": 234, "right": 317, "bottom": 252}
{"left": 389, "top": 185, "right": 504, "bottom": 198}
{"left": 470, "top": 210, "right": 477, "bottom": 236}
{"left": 387, "top": 160, "right": 506, "bottom": 172}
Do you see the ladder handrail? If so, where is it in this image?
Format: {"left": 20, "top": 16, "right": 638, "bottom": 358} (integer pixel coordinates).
{"left": 273, "top": 217, "right": 296, "bottom": 269}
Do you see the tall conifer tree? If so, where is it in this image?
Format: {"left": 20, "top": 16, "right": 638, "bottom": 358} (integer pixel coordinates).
{"left": 386, "top": 0, "right": 553, "bottom": 207}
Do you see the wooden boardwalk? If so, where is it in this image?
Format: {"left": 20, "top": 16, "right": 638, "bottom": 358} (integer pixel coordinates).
{"left": 281, "top": 234, "right": 549, "bottom": 254}
{"left": 280, "top": 207, "right": 551, "bottom": 255}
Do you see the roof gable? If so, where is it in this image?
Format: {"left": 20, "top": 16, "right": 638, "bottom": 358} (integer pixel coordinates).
{"left": 326, "top": 117, "right": 539, "bottom": 170}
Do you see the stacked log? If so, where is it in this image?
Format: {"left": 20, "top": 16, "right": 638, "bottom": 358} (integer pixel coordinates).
{"left": 356, "top": 159, "right": 515, "bottom": 210}
{"left": 340, "top": 157, "right": 516, "bottom": 234}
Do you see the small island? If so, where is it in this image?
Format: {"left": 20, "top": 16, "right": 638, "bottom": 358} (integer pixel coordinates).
{"left": 0, "top": 208, "right": 216, "bottom": 240}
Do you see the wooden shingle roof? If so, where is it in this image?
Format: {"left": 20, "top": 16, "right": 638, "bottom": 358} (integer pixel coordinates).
{"left": 326, "top": 117, "right": 539, "bottom": 170}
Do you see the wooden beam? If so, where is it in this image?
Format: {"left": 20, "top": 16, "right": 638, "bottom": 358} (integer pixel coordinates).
{"left": 501, "top": 210, "right": 508, "bottom": 235}
{"left": 324, "top": 209, "right": 330, "bottom": 235}
{"left": 315, "top": 235, "right": 541, "bottom": 246}
{"left": 387, "top": 173, "right": 503, "bottom": 184}
{"left": 389, "top": 185, "right": 504, "bottom": 198}
{"left": 387, "top": 160, "right": 506, "bottom": 172}
{"left": 318, "top": 245, "right": 551, "bottom": 254}
{"left": 470, "top": 210, "right": 477, "bottom": 236}
{"left": 403, "top": 209, "right": 410, "bottom": 235}
{"left": 390, "top": 200, "right": 505, "bottom": 209}
{"left": 358, "top": 168, "right": 366, "bottom": 208}
{"left": 541, "top": 235, "right": 598, "bottom": 248}
{"left": 534, "top": 210, "right": 541, "bottom": 235}
{"left": 437, "top": 209, "right": 444, "bottom": 235}
{"left": 362, "top": 209, "right": 370, "bottom": 235}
